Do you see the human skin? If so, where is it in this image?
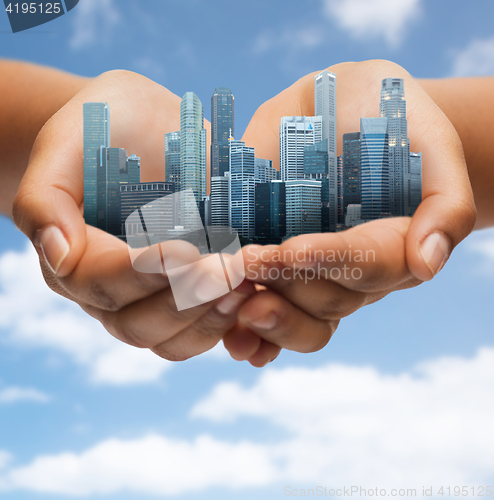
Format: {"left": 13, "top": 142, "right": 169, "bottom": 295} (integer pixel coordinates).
{"left": 0, "top": 59, "right": 489, "bottom": 367}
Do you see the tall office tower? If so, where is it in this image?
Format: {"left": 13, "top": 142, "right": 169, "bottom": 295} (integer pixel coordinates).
{"left": 180, "top": 92, "right": 207, "bottom": 229}
{"left": 121, "top": 154, "right": 141, "bottom": 184}
{"left": 286, "top": 179, "right": 321, "bottom": 237}
{"left": 304, "top": 140, "right": 329, "bottom": 232}
{"left": 229, "top": 139, "right": 255, "bottom": 239}
{"left": 121, "top": 182, "right": 176, "bottom": 241}
{"left": 84, "top": 102, "right": 110, "bottom": 227}
{"left": 315, "top": 70, "right": 338, "bottom": 232}
{"left": 280, "top": 116, "right": 322, "bottom": 181}
{"left": 211, "top": 87, "right": 234, "bottom": 178}
{"left": 409, "top": 152, "right": 422, "bottom": 216}
{"left": 165, "top": 131, "right": 181, "bottom": 190}
{"left": 254, "top": 158, "right": 276, "bottom": 183}
{"left": 380, "top": 78, "right": 410, "bottom": 216}
{"left": 210, "top": 173, "right": 230, "bottom": 227}
{"left": 360, "top": 117, "right": 389, "bottom": 220}
{"left": 255, "top": 180, "right": 286, "bottom": 243}
{"left": 342, "top": 132, "right": 361, "bottom": 217}
{"left": 96, "top": 147, "right": 127, "bottom": 236}
{"left": 337, "top": 155, "right": 344, "bottom": 227}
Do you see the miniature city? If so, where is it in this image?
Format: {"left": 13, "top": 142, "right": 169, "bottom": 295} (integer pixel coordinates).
{"left": 83, "top": 72, "right": 422, "bottom": 244}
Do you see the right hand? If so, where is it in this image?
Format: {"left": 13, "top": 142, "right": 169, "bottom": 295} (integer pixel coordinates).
{"left": 13, "top": 70, "right": 255, "bottom": 362}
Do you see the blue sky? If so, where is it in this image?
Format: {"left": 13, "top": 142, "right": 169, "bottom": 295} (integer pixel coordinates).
{"left": 1, "top": 1, "right": 494, "bottom": 498}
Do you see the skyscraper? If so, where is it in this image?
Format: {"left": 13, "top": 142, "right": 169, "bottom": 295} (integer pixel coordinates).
{"left": 254, "top": 158, "right": 277, "bottom": 183}
{"left": 315, "top": 70, "right": 337, "bottom": 232}
{"left": 211, "top": 87, "right": 234, "bottom": 178}
{"left": 211, "top": 173, "right": 230, "bottom": 227}
{"left": 280, "top": 116, "right": 322, "bottom": 181}
{"left": 360, "top": 117, "right": 389, "bottom": 220}
{"left": 165, "top": 131, "right": 181, "bottom": 191}
{"left": 84, "top": 102, "right": 110, "bottom": 227}
{"left": 180, "top": 92, "right": 207, "bottom": 229}
{"left": 96, "top": 147, "right": 126, "bottom": 236}
{"left": 380, "top": 78, "right": 410, "bottom": 217}
{"left": 255, "top": 180, "right": 286, "bottom": 243}
{"left": 229, "top": 139, "right": 255, "bottom": 239}
{"left": 121, "top": 154, "right": 141, "bottom": 184}
{"left": 286, "top": 179, "right": 321, "bottom": 237}
{"left": 342, "top": 132, "right": 361, "bottom": 215}
{"left": 409, "top": 152, "right": 422, "bottom": 216}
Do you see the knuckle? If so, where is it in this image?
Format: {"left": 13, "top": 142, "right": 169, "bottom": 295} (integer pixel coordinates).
{"left": 301, "top": 321, "right": 339, "bottom": 353}
{"left": 103, "top": 315, "right": 151, "bottom": 349}
{"left": 87, "top": 281, "right": 121, "bottom": 312}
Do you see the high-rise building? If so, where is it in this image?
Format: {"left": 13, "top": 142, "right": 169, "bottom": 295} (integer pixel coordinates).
{"left": 210, "top": 173, "right": 230, "bottom": 227}
{"left": 254, "top": 158, "right": 277, "bottom": 183}
{"left": 286, "top": 179, "right": 321, "bottom": 237}
{"left": 255, "top": 180, "right": 286, "bottom": 243}
{"left": 229, "top": 139, "right": 255, "bottom": 239}
{"left": 409, "top": 152, "right": 422, "bottom": 216}
{"left": 315, "top": 70, "right": 338, "bottom": 232}
{"left": 180, "top": 92, "right": 207, "bottom": 229}
{"left": 280, "top": 116, "right": 322, "bottom": 181}
{"left": 380, "top": 78, "right": 410, "bottom": 216}
{"left": 342, "top": 132, "right": 361, "bottom": 216}
{"left": 121, "top": 154, "right": 141, "bottom": 184}
{"left": 303, "top": 140, "right": 329, "bottom": 232}
{"left": 121, "top": 182, "right": 176, "bottom": 240}
{"left": 337, "top": 154, "right": 344, "bottom": 227}
{"left": 211, "top": 87, "right": 234, "bottom": 178}
{"left": 360, "top": 117, "right": 389, "bottom": 220}
{"left": 165, "top": 131, "right": 181, "bottom": 190}
{"left": 96, "top": 147, "right": 127, "bottom": 236}
{"left": 84, "top": 102, "right": 110, "bottom": 227}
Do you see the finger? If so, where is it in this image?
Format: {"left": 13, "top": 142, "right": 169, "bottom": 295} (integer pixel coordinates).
{"left": 223, "top": 324, "right": 262, "bottom": 361}
{"left": 246, "top": 339, "right": 282, "bottom": 368}
{"left": 238, "top": 289, "right": 339, "bottom": 354}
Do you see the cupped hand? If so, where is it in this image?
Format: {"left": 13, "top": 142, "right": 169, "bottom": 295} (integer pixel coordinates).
{"left": 13, "top": 70, "right": 255, "bottom": 362}
{"left": 223, "top": 60, "right": 476, "bottom": 366}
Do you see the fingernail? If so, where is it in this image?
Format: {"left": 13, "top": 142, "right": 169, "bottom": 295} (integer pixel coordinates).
{"left": 215, "top": 292, "right": 247, "bottom": 316}
{"left": 34, "top": 226, "right": 70, "bottom": 276}
{"left": 246, "top": 312, "right": 278, "bottom": 331}
{"left": 420, "top": 232, "right": 451, "bottom": 277}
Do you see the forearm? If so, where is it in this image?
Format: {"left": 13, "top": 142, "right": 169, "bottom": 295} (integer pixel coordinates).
{"left": 0, "top": 59, "right": 88, "bottom": 217}
{"left": 419, "top": 77, "right": 494, "bottom": 229}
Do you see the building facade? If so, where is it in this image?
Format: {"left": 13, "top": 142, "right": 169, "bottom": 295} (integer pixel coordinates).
{"left": 180, "top": 92, "right": 207, "bottom": 229}
{"left": 286, "top": 179, "right": 321, "bottom": 237}
{"left": 210, "top": 173, "right": 230, "bottom": 227}
{"left": 360, "top": 117, "right": 389, "bottom": 220}
{"left": 84, "top": 102, "right": 110, "bottom": 227}
{"left": 165, "top": 131, "right": 181, "bottom": 190}
{"left": 342, "top": 132, "right": 362, "bottom": 216}
{"left": 409, "top": 151, "right": 422, "bottom": 216}
{"left": 280, "top": 115, "right": 322, "bottom": 182}
{"left": 229, "top": 140, "right": 255, "bottom": 239}
{"left": 211, "top": 87, "right": 234, "bottom": 178}
{"left": 254, "top": 158, "right": 277, "bottom": 183}
{"left": 380, "top": 78, "right": 410, "bottom": 217}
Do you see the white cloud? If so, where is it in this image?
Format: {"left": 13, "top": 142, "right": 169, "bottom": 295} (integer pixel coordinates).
{"left": 0, "top": 386, "right": 49, "bottom": 404}
{"left": 465, "top": 229, "right": 494, "bottom": 274}
{"left": 69, "top": 0, "right": 120, "bottom": 50}
{"left": 2, "top": 349, "right": 494, "bottom": 495}
{"left": 0, "top": 244, "right": 171, "bottom": 385}
{"left": 322, "top": 0, "right": 422, "bottom": 47}
{"left": 0, "top": 434, "right": 277, "bottom": 496}
{"left": 451, "top": 36, "right": 494, "bottom": 76}
{"left": 192, "top": 347, "right": 494, "bottom": 488}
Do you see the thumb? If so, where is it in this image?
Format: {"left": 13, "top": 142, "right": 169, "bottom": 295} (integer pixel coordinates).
{"left": 12, "top": 110, "right": 87, "bottom": 278}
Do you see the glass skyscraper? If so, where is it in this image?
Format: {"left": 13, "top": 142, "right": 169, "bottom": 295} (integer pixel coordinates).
{"left": 254, "top": 180, "right": 286, "bottom": 243}
{"left": 229, "top": 139, "right": 255, "bottom": 239}
{"left": 409, "top": 152, "right": 422, "bottom": 216}
{"left": 342, "top": 132, "right": 362, "bottom": 215}
{"left": 211, "top": 87, "right": 234, "bottom": 178}
{"left": 360, "top": 117, "right": 389, "bottom": 220}
{"left": 180, "top": 92, "right": 207, "bottom": 229}
{"left": 84, "top": 102, "right": 110, "bottom": 227}
{"left": 380, "top": 78, "right": 410, "bottom": 217}
{"left": 315, "top": 70, "right": 338, "bottom": 232}
{"left": 210, "top": 173, "right": 230, "bottom": 227}
{"left": 286, "top": 179, "right": 321, "bottom": 237}
{"left": 165, "top": 131, "right": 181, "bottom": 191}
{"left": 121, "top": 154, "right": 141, "bottom": 184}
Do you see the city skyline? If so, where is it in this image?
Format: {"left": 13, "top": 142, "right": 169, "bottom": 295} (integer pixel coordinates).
{"left": 83, "top": 75, "right": 422, "bottom": 244}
